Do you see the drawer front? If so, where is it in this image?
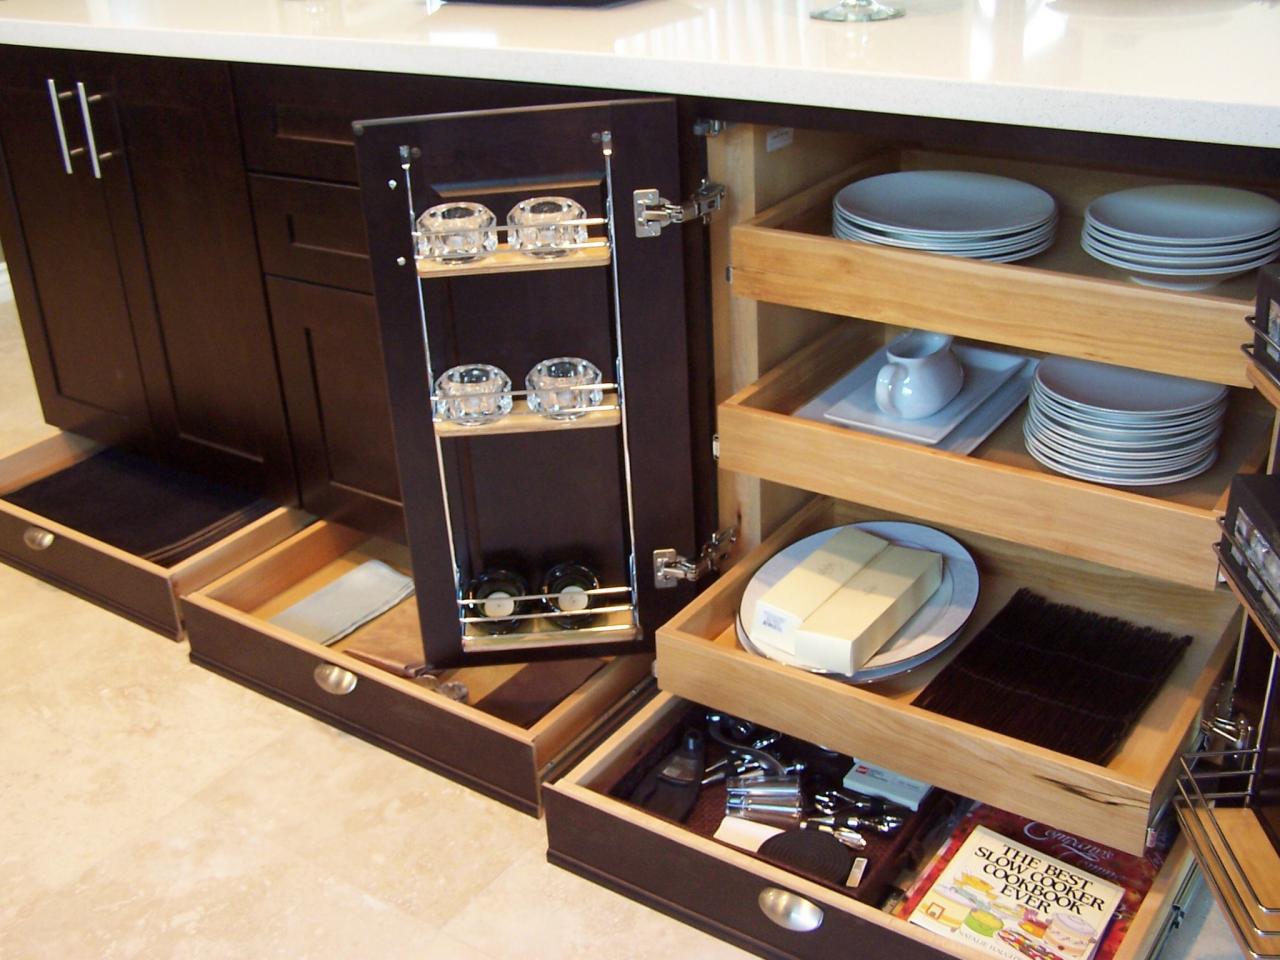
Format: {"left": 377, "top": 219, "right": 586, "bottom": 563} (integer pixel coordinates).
{"left": 250, "top": 175, "right": 372, "bottom": 293}
{"left": 233, "top": 63, "right": 586, "bottom": 183}
{"left": 182, "top": 599, "right": 541, "bottom": 813}
{"left": 0, "top": 504, "right": 178, "bottom": 635}
{"left": 545, "top": 787, "right": 945, "bottom": 960}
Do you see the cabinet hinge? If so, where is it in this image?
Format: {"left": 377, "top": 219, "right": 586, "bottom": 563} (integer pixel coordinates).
{"left": 693, "top": 118, "right": 728, "bottom": 138}
{"left": 712, "top": 433, "right": 721, "bottom": 461}
{"left": 654, "top": 527, "right": 738, "bottom": 588}
{"left": 634, "top": 179, "right": 727, "bottom": 237}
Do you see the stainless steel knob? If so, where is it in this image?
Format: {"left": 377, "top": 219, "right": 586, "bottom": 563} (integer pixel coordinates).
{"left": 757, "top": 887, "right": 823, "bottom": 932}
{"left": 313, "top": 663, "right": 357, "bottom": 695}
{"left": 23, "top": 527, "right": 55, "bottom": 551}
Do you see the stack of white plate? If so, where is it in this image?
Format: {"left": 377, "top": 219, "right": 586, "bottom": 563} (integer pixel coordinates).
{"left": 1082, "top": 185, "right": 1280, "bottom": 291}
{"left": 1024, "top": 356, "right": 1228, "bottom": 487}
{"left": 832, "top": 170, "right": 1058, "bottom": 263}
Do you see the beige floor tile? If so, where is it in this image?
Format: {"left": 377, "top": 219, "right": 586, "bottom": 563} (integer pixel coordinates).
{"left": 2, "top": 795, "right": 443, "bottom": 960}
{"left": 180, "top": 719, "right": 547, "bottom": 928}
{"left": 444, "top": 846, "right": 753, "bottom": 960}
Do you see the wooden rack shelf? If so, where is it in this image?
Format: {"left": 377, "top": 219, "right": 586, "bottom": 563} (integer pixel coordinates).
{"left": 433, "top": 398, "right": 621, "bottom": 438}
{"left": 416, "top": 243, "right": 609, "bottom": 279}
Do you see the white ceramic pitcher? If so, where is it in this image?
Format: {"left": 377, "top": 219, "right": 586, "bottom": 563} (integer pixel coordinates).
{"left": 874, "top": 330, "right": 964, "bottom": 420}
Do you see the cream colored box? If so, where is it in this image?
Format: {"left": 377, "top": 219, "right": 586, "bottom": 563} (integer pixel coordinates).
{"left": 793, "top": 544, "right": 943, "bottom": 674}
{"left": 751, "top": 527, "right": 889, "bottom": 654}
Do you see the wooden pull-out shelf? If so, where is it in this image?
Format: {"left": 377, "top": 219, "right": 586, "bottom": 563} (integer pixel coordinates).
{"left": 0, "top": 432, "right": 309, "bottom": 637}
{"left": 730, "top": 150, "right": 1258, "bottom": 388}
{"left": 181, "top": 519, "right": 651, "bottom": 814}
{"left": 656, "top": 498, "right": 1241, "bottom": 855}
{"left": 546, "top": 691, "right": 1198, "bottom": 960}
{"left": 718, "top": 324, "right": 1271, "bottom": 590}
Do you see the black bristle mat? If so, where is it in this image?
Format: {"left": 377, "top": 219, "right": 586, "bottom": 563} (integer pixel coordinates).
{"left": 911, "top": 588, "right": 1192, "bottom": 764}
{"left": 757, "top": 829, "right": 852, "bottom": 885}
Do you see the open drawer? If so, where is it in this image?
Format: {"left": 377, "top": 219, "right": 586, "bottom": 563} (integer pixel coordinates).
{"left": 717, "top": 325, "right": 1272, "bottom": 590}
{"left": 0, "top": 432, "right": 308, "bottom": 637}
{"left": 656, "top": 497, "right": 1242, "bottom": 855}
{"left": 545, "top": 690, "right": 1200, "bottom": 960}
{"left": 180, "top": 520, "right": 653, "bottom": 814}
{"left": 729, "top": 147, "right": 1260, "bottom": 388}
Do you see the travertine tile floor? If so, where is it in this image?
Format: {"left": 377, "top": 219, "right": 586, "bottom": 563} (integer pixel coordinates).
{"left": 0, "top": 279, "right": 1244, "bottom": 958}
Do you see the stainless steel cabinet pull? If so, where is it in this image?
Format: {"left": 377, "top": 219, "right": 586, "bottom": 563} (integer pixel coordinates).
{"left": 313, "top": 663, "right": 358, "bottom": 696}
{"left": 757, "top": 887, "right": 824, "bottom": 932}
{"left": 75, "top": 82, "right": 111, "bottom": 179}
{"left": 23, "top": 527, "right": 55, "bottom": 551}
{"left": 45, "top": 79, "right": 81, "bottom": 174}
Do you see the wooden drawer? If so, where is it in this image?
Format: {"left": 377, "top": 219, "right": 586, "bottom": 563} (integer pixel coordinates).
{"left": 730, "top": 147, "right": 1260, "bottom": 388}
{"left": 233, "top": 63, "right": 591, "bottom": 183}
{"left": 718, "top": 325, "right": 1271, "bottom": 590}
{"left": 0, "top": 433, "right": 308, "bottom": 637}
{"left": 546, "top": 691, "right": 1199, "bottom": 960}
{"left": 656, "top": 497, "right": 1241, "bottom": 856}
{"left": 250, "top": 175, "right": 372, "bottom": 293}
{"left": 181, "top": 520, "right": 653, "bottom": 814}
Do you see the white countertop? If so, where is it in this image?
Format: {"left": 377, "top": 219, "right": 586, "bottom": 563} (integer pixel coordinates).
{"left": 0, "top": 0, "right": 1277, "bottom": 149}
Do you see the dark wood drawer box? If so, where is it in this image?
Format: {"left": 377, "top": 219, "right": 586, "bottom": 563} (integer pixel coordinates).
{"left": 250, "top": 175, "right": 372, "bottom": 293}
{"left": 545, "top": 692, "right": 1198, "bottom": 960}
{"left": 0, "top": 433, "right": 308, "bottom": 637}
{"left": 181, "top": 520, "right": 653, "bottom": 814}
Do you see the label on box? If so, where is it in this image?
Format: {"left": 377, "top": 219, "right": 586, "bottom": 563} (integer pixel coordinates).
{"left": 844, "top": 758, "right": 932, "bottom": 811}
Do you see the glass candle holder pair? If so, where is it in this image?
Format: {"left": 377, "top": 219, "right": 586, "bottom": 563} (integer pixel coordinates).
{"left": 415, "top": 196, "right": 590, "bottom": 263}
{"left": 434, "top": 357, "right": 605, "bottom": 426}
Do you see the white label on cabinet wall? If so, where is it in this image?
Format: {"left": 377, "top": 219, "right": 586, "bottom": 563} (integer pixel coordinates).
{"left": 765, "top": 127, "right": 794, "bottom": 153}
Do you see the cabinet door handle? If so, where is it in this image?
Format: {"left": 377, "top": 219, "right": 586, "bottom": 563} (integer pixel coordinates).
{"left": 75, "top": 82, "right": 111, "bottom": 180}
{"left": 313, "top": 663, "right": 358, "bottom": 696}
{"left": 45, "top": 79, "right": 82, "bottom": 175}
{"left": 23, "top": 527, "right": 55, "bottom": 551}
{"left": 757, "top": 887, "right": 824, "bottom": 932}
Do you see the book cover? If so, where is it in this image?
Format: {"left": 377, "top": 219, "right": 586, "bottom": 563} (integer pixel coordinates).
{"left": 907, "top": 824, "right": 1125, "bottom": 960}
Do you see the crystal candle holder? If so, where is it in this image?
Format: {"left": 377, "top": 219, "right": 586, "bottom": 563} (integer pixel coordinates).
{"left": 526, "top": 357, "right": 604, "bottom": 420}
{"left": 507, "top": 196, "right": 589, "bottom": 258}
{"left": 434, "top": 363, "right": 512, "bottom": 426}
{"left": 416, "top": 201, "right": 498, "bottom": 263}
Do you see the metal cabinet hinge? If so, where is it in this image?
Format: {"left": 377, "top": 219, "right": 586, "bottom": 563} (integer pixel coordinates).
{"left": 634, "top": 179, "right": 726, "bottom": 237}
{"left": 693, "top": 118, "right": 728, "bottom": 137}
{"left": 712, "top": 433, "right": 721, "bottom": 461}
{"left": 654, "top": 527, "right": 737, "bottom": 588}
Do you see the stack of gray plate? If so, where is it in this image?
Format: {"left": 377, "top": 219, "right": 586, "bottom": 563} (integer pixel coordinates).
{"left": 1024, "top": 356, "right": 1227, "bottom": 487}
{"left": 832, "top": 170, "right": 1057, "bottom": 263}
{"left": 1082, "top": 185, "right": 1280, "bottom": 291}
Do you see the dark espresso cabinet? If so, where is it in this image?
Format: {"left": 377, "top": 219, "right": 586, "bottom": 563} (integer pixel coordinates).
{"left": 0, "top": 46, "right": 294, "bottom": 500}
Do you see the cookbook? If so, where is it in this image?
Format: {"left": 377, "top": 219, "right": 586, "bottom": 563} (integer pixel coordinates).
{"left": 907, "top": 825, "right": 1125, "bottom": 960}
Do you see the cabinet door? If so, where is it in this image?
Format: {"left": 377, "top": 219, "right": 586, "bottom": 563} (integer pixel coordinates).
{"left": 84, "top": 53, "right": 295, "bottom": 502}
{"left": 266, "top": 276, "right": 404, "bottom": 542}
{"left": 0, "top": 46, "right": 154, "bottom": 447}
{"left": 356, "top": 99, "right": 704, "bottom": 668}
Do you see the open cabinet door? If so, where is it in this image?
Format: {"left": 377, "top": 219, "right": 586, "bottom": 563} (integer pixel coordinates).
{"left": 355, "top": 98, "right": 702, "bottom": 668}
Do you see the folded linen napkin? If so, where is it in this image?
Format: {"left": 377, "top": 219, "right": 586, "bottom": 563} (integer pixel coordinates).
{"left": 269, "top": 559, "right": 414, "bottom": 646}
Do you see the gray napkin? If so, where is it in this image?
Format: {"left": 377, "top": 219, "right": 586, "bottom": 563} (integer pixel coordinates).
{"left": 269, "top": 560, "right": 414, "bottom": 646}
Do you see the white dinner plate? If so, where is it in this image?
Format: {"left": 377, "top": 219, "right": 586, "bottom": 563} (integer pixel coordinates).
{"left": 1025, "top": 420, "right": 1217, "bottom": 470}
{"left": 1084, "top": 219, "right": 1280, "bottom": 257}
{"left": 736, "top": 522, "right": 979, "bottom": 683}
{"left": 834, "top": 171, "right": 1057, "bottom": 238}
{"left": 1081, "top": 229, "right": 1280, "bottom": 269}
{"left": 1034, "top": 355, "right": 1227, "bottom": 416}
{"left": 1082, "top": 235, "right": 1280, "bottom": 276}
{"left": 1024, "top": 430, "right": 1219, "bottom": 486}
{"left": 1031, "top": 388, "right": 1228, "bottom": 430}
{"left": 1026, "top": 401, "right": 1224, "bottom": 450}
{"left": 1085, "top": 185, "right": 1280, "bottom": 245}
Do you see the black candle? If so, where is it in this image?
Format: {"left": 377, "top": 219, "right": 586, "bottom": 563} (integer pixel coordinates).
{"left": 541, "top": 561, "right": 601, "bottom": 630}
{"left": 465, "top": 568, "right": 530, "bottom": 635}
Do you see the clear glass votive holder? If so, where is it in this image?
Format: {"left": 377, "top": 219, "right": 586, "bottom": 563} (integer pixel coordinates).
{"left": 526, "top": 357, "right": 604, "bottom": 420}
{"left": 434, "top": 363, "right": 512, "bottom": 426}
{"left": 507, "top": 196, "right": 589, "bottom": 258}
{"left": 416, "top": 202, "right": 498, "bottom": 263}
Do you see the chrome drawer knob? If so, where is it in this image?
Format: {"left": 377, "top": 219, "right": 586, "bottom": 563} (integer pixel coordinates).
{"left": 313, "top": 663, "right": 357, "bottom": 696}
{"left": 758, "top": 887, "right": 824, "bottom": 932}
{"left": 23, "top": 527, "right": 55, "bottom": 551}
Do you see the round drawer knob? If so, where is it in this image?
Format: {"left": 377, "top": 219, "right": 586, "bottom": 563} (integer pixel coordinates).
{"left": 758, "top": 887, "right": 824, "bottom": 932}
{"left": 313, "top": 663, "right": 357, "bottom": 696}
{"left": 23, "top": 527, "right": 55, "bottom": 551}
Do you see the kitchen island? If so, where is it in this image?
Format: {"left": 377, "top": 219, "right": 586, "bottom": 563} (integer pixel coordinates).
{"left": 0, "top": 2, "right": 1276, "bottom": 958}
